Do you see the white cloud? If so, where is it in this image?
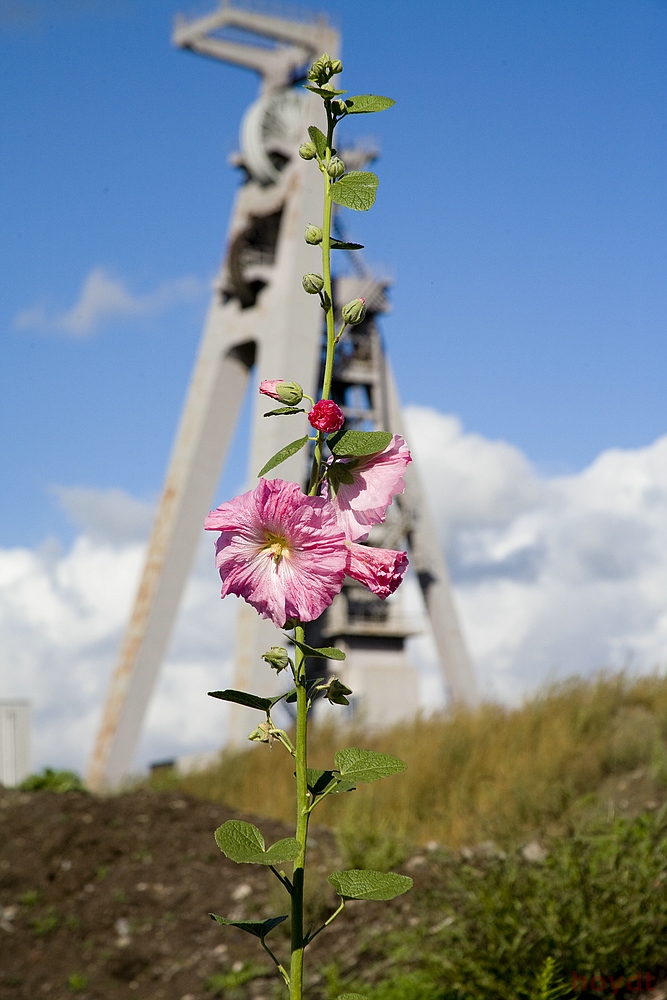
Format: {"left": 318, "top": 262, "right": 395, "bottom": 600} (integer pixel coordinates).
{"left": 405, "top": 406, "right": 667, "bottom": 703}
{"left": 3, "top": 415, "right": 667, "bottom": 776}
{"left": 14, "top": 267, "right": 207, "bottom": 337}
{"left": 0, "top": 487, "right": 234, "bottom": 775}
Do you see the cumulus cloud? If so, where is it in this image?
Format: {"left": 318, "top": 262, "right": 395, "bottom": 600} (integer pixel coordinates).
{"left": 14, "top": 267, "right": 207, "bottom": 337}
{"left": 0, "top": 487, "right": 234, "bottom": 775}
{"left": 405, "top": 406, "right": 667, "bottom": 703}
{"left": 3, "top": 413, "right": 667, "bottom": 776}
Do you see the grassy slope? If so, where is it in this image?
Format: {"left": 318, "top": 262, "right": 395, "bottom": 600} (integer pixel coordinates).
{"left": 169, "top": 671, "right": 667, "bottom": 850}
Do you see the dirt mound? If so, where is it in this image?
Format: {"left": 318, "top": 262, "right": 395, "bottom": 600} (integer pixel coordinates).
{"left": 0, "top": 788, "right": 414, "bottom": 1000}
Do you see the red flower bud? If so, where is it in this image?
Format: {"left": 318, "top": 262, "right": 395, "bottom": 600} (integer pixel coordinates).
{"left": 308, "top": 399, "right": 345, "bottom": 433}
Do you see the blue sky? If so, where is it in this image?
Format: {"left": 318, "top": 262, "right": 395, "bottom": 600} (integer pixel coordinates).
{"left": 1, "top": 0, "right": 666, "bottom": 549}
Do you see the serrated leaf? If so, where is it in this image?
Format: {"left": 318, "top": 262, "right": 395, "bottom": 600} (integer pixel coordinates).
{"left": 215, "top": 820, "right": 265, "bottom": 859}
{"left": 330, "top": 239, "right": 364, "bottom": 250}
{"left": 331, "top": 171, "right": 378, "bottom": 212}
{"left": 328, "top": 869, "right": 413, "bottom": 901}
{"left": 263, "top": 407, "right": 305, "bottom": 417}
{"left": 215, "top": 820, "right": 300, "bottom": 865}
{"left": 290, "top": 636, "right": 346, "bottom": 660}
{"left": 305, "top": 85, "right": 347, "bottom": 98}
{"left": 258, "top": 435, "right": 309, "bottom": 477}
{"left": 334, "top": 747, "right": 407, "bottom": 783}
{"left": 307, "top": 125, "right": 327, "bottom": 158}
{"left": 343, "top": 94, "right": 396, "bottom": 115}
{"left": 210, "top": 913, "right": 288, "bottom": 939}
{"left": 328, "top": 429, "right": 392, "bottom": 457}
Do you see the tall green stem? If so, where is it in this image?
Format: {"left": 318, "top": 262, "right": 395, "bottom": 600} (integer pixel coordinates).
{"left": 294, "top": 103, "right": 338, "bottom": 999}
{"left": 308, "top": 104, "right": 337, "bottom": 498}
{"left": 290, "top": 625, "right": 310, "bottom": 1000}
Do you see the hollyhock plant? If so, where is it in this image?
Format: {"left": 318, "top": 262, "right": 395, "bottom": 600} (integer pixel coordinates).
{"left": 326, "top": 434, "right": 412, "bottom": 542}
{"left": 204, "top": 56, "right": 411, "bottom": 1000}
{"left": 346, "top": 542, "right": 409, "bottom": 599}
{"left": 308, "top": 398, "right": 345, "bottom": 432}
{"left": 204, "top": 478, "right": 347, "bottom": 627}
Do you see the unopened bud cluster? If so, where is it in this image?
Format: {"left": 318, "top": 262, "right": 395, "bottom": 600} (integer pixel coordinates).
{"left": 307, "top": 53, "right": 343, "bottom": 87}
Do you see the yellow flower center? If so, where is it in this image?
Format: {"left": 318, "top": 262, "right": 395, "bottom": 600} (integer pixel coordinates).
{"left": 265, "top": 532, "right": 289, "bottom": 564}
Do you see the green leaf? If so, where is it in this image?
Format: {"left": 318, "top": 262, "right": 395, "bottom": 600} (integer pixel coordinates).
{"left": 306, "top": 769, "right": 357, "bottom": 796}
{"left": 304, "top": 85, "right": 347, "bottom": 98}
{"left": 343, "top": 94, "right": 396, "bottom": 115}
{"left": 210, "top": 913, "right": 288, "bottom": 939}
{"left": 307, "top": 125, "right": 327, "bottom": 159}
{"left": 290, "top": 636, "right": 346, "bottom": 660}
{"left": 328, "top": 462, "right": 356, "bottom": 486}
{"left": 330, "top": 239, "right": 364, "bottom": 250}
{"left": 334, "top": 747, "right": 407, "bottom": 783}
{"left": 263, "top": 407, "right": 305, "bottom": 417}
{"left": 215, "top": 820, "right": 265, "bottom": 859}
{"left": 330, "top": 171, "right": 378, "bottom": 212}
{"left": 214, "top": 820, "right": 300, "bottom": 865}
{"left": 262, "top": 838, "right": 302, "bottom": 865}
{"left": 306, "top": 768, "right": 339, "bottom": 796}
{"left": 258, "top": 435, "right": 309, "bottom": 477}
{"left": 208, "top": 689, "right": 273, "bottom": 712}
{"left": 208, "top": 689, "right": 288, "bottom": 712}
{"left": 328, "top": 869, "right": 413, "bottom": 901}
{"left": 328, "top": 429, "right": 393, "bottom": 457}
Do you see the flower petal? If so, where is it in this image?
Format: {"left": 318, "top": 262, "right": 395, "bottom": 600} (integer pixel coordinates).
{"left": 346, "top": 542, "right": 409, "bottom": 600}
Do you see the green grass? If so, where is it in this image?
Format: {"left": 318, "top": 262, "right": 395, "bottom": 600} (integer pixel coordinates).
{"left": 341, "top": 807, "right": 667, "bottom": 1000}
{"left": 168, "top": 671, "right": 667, "bottom": 848}
{"left": 154, "top": 672, "right": 667, "bottom": 999}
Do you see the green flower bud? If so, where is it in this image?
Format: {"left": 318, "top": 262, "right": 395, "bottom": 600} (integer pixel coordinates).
{"left": 323, "top": 676, "right": 352, "bottom": 706}
{"left": 330, "top": 59, "right": 343, "bottom": 75}
{"left": 299, "top": 142, "right": 317, "bottom": 160}
{"left": 341, "top": 297, "right": 367, "bottom": 325}
{"left": 332, "top": 99, "right": 348, "bottom": 115}
{"left": 327, "top": 156, "right": 345, "bottom": 179}
{"left": 277, "top": 382, "right": 304, "bottom": 405}
{"left": 247, "top": 721, "right": 272, "bottom": 744}
{"left": 305, "top": 224, "right": 323, "bottom": 245}
{"left": 302, "top": 273, "right": 325, "bottom": 295}
{"left": 307, "top": 53, "right": 333, "bottom": 85}
{"left": 261, "top": 646, "right": 291, "bottom": 672}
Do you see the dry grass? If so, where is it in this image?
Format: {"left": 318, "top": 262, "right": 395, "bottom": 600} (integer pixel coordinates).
{"left": 169, "top": 671, "right": 667, "bottom": 848}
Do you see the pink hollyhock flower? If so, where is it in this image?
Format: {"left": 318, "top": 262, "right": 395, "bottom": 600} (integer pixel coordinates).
{"left": 326, "top": 434, "right": 412, "bottom": 542}
{"left": 346, "top": 543, "right": 409, "bottom": 600}
{"left": 204, "top": 479, "right": 347, "bottom": 627}
{"left": 309, "top": 399, "right": 345, "bottom": 432}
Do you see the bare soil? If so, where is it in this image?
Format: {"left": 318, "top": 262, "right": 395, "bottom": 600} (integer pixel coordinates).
{"left": 0, "top": 788, "right": 423, "bottom": 1000}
